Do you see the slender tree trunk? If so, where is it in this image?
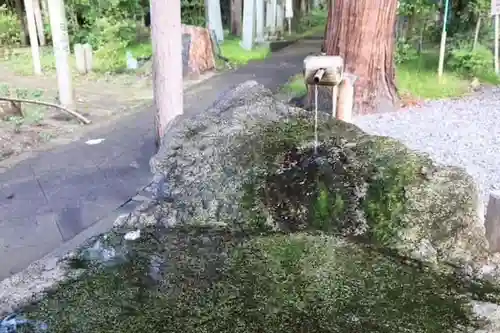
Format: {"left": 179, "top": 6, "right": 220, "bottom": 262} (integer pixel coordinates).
{"left": 33, "top": 0, "right": 46, "bottom": 46}
{"left": 40, "top": 0, "right": 48, "bottom": 19}
{"left": 321, "top": 0, "right": 331, "bottom": 52}
{"left": 151, "top": 0, "right": 183, "bottom": 150}
{"left": 230, "top": 0, "right": 242, "bottom": 36}
{"left": 300, "top": 0, "right": 306, "bottom": 14}
{"left": 324, "top": 0, "right": 399, "bottom": 114}
{"left": 14, "top": 0, "right": 29, "bottom": 45}
{"left": 291, "top": 0, "right": 301, "bottom": 31}
{"left": 24, "top": 0, "right": 42, "bottom": 74}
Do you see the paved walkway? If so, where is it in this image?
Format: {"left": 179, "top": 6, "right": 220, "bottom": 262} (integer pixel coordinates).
{"left": 0, "top": 38, "right": 321, "bottom": 280}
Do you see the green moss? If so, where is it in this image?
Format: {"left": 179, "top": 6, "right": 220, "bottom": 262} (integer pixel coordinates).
{"left": 361, "top": 139, "right": 425, "bottom": 245}
{"left": 312, "top": 182, "right": 345, "bottom": 231}
{"left": 237, "top": 117, "right": 427, "bottom": 245}
{"left": 21, "top": 231, "right": 485, "bottom": 333}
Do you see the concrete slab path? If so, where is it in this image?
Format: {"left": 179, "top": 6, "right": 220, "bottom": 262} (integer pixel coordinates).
{"left": 0, "top": 38, "right": 322, "bottom": 280}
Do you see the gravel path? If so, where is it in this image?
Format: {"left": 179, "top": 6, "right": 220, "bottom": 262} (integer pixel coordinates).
{"left": 353, "top": 88, "right": 500, "bottom": 207}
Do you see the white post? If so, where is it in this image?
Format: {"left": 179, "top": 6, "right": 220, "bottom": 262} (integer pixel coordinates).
{"left": 74, "top": 44, "right": 86, "bottom": 74}
{"left": 285, "top": 0, "right": 293, "bottom": 35}
{"left": 276, "top": 0, "right": 284, "bottom": 37}
{"left": 486, "top": 191, "right": 500, "bottom": 252}
{"left": 151, "top": 0, "right": 183, "bottom": 148}
{"left": 206, "top": 0, "right": 224, "bottom": 43}
{"left": 47, "top": 0, "right": 74, "bottom": 108}
{"left": 255, "top": 0, "right": 265, "bottom": 42}
{"left": 337, "top": 74, "right": 356, "bottom": 123}
{"left": 241, "top": 0, "right": 255, "bottom": 50}
{"left": 23, "top": 0, "right": 42, "bottom": 75}
{"left": 83, "top": 43, "right": 93, "bottom": 72}
{"left": 33, "top": 0, "right": 46, "bottom": 46}
{"left": 495, "top": 14, "right": 499, "bottom": 75}
{"left": 266, "top": 0, "right": 276, "bottom": 38}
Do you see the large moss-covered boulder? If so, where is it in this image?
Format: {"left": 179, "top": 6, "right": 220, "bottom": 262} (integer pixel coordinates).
{"left": 9, "top": 81, "right": 500, "bottom": 333}
{"left": 142, "top": 80, "right": 487, "bottom": 267}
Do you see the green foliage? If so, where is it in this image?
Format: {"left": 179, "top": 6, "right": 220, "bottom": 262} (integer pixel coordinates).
{"left": 397, "top": 0, "right": 436, "bottom": 16}
{"left": 220, "top": 36, "right": 270, "bottom": 65}
{"left": 396, "top": 50, "right": 470, "bottom": 99}
{"left": 281, "top": 74, "right": 307, "bottom": 96}
{"left": 296, "top": 8, "right": 327, "bottom": 33}
{"left": 448, "top": 43, "right": 495, "bottom": 79}
{"left": 395, "top": 39, "right": 419, "bottom": 64}
{"left": 180, "top": 0, "right": 205, "bottom": 26}
{"left": 0, "top": 5, "right": 21, "bottom": 47}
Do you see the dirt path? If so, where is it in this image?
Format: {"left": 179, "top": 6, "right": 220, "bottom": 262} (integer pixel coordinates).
{"left": 0, "top": 64, "right": 213, "bottom": 163}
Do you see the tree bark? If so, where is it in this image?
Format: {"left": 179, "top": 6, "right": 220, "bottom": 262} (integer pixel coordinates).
{"left": 14, "top": 0, "right": 29, "bottom": 45}
{"left": 323, "top": 0, "right": 399, "bottom": 114}
{"left": 151, "top": 0, "right": 184, "bottom": 150}
{"left": 230, "top": 0, "right": 242, "bottom": 36}
{"left": 33, "top": 0, "right": 46, "bottom": 46}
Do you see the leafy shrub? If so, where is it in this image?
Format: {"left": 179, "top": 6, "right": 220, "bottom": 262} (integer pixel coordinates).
{"left": 93, "top": 42, "right": 128, "bottom": 73}
{"left": 395, "top": 39, "right": 418, "bottom": 64}
{"left": 86, "top": 17, "right": 138, "bottom": 49}
{"left": 0, "top": 5, "right": 21, "bottom": 47}
{"left": 296, "top": 8, "right": 327, "bottom": 33}
{"left": 448, "top": 43, "right": 494, "bottom": 78}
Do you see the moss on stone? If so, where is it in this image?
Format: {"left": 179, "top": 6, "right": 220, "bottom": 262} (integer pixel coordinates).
{"left": 237, "top": 116, "right": 429, "bottom": 246}
{"left": 15, "top": 86, "right": 493, "bottom": 332}
{"left": 20, "top": 228, "right": 485, "bottom": 333}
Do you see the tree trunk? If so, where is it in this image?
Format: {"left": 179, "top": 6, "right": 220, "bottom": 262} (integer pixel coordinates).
{"left": 323, "top": 0, "right": 399, "bottom": 114}
{"left": 151, "top": 0, "right": 184, "bottom": 150}
{"left": 33, "top": 0, "right": 46, "bottom": 46}
{"left": 230, "top": 0, "right": 242, "bottom": 36}
{"left": 300, "top": 0, "right": 306, "bottom": 14}
{"left": 14, "top": 0, "right": 29, "bottom": 45}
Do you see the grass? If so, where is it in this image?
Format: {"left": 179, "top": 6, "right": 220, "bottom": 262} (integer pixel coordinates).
{"left": 281, "top": 73, "right": 307, "bottom": 96}
{"left": 397, "top": 51, "right": 470, "bottom": 99}
{"left": 219, "top": 35, "right": 270, "bottom": 65}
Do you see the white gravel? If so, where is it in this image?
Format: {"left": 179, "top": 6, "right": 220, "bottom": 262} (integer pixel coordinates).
{"left": 353, "top": 88, "right": 500, "bottom": 207}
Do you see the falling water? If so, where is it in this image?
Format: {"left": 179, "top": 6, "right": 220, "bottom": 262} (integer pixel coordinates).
{"left": 314, "top": 84, "right": 319, "bottom": 154}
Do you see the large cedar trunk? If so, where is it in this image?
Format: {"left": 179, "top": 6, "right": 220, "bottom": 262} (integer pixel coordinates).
{"left": 230, "top": 0, "right": 242, "bottom": 36}
{"left": 324, "top": 0, "right": 399, "bottom": 114}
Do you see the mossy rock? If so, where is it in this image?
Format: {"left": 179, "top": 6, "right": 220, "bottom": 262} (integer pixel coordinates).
{"left": 20, "top": 226, "right": 488, "bottom": 333}
{"left": 12, "top": 81, "right": 500, "bottom": 332}
{"left": 237, "top": 115, "right": 488, "bottom": 266}
{"left": 145, "top": 80, "right": 487, "bottom": 267}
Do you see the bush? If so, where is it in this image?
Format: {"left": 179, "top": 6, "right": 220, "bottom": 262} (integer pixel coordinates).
{"left": 448, "top": 43, "right": 494, "bottom": 78}
{"left": 0, "top": 5, "right": 21, "bottom": 47}
{"left": 395, "top": 39, "right": 418, "bottom": 64}
{"left": 297, "top": 8, "right": 327, "bottom": 33}
{"left": 93, "top": 42, "right": 128, "bottom": 73}
{"left": 86, "top": 17, "right": 138, "bottom": 49}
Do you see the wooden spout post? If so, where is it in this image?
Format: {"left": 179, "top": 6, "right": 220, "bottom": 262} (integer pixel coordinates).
{"left": 336, "top": 73, "right": 357, "bottom": 123}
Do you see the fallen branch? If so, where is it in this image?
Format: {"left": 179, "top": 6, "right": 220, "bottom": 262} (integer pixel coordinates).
{"left": 0, "top": 96, "right": 91, "bottom": 125}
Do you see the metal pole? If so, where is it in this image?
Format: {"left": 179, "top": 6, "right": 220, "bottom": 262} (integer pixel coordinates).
{"left": 437, "top": 0, "right": 450, "bottom": 78}
{"left": 495, "top": 14, "right": 499, "bottom": 75}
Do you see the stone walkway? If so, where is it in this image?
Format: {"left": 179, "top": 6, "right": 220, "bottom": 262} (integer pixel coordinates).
{"left": 0, "top": 38, "right": 321, "bottom": 280}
